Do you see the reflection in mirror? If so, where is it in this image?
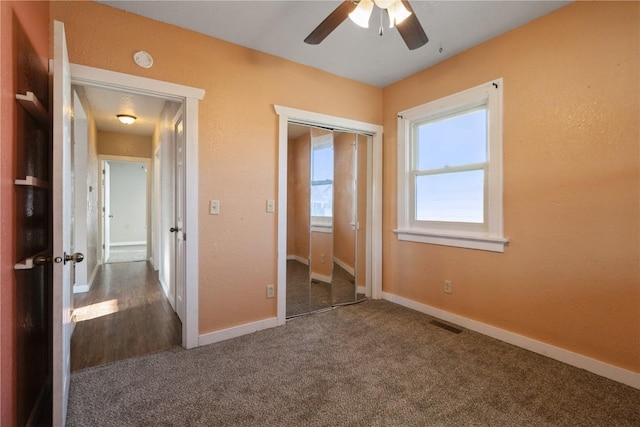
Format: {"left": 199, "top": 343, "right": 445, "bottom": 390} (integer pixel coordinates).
{"left": 286, "top": 126, "right": 310, "bottom": 317}
{"left": 309, "top": 128, "right": 333, "bottom": 312}
{"left": 286, "top": 124, "right": 369, "bottom": 318}
{"left": 332, "top": 131, "right": 356, "bottom": 305}
{"left": 332, "top": 132, "right": 368, "bottom": 305}
{"left": 355, "top": 134, "right": 369, "bottom": 301}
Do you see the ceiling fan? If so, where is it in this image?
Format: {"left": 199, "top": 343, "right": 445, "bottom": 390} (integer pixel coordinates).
{"left": 304, "top": 0, "right": 429, "bottom": 50}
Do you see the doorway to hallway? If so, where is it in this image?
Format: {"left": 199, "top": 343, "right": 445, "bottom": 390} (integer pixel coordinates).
{"left": 69, "top": 84, "right": 182, "bottom": 371}
{"left": 70, "top": 262, "right": 181, "bottom": 371}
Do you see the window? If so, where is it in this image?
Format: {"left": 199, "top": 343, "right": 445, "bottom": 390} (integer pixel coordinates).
{"left": 310, "top": 131, "right": 333, "bottom": 229}
{"left": 395, "top": 79, "right": 508, "bottom": 252}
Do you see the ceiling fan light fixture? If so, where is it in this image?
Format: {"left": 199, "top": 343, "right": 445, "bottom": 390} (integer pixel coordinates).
{"left": 373, "top": 0, "right": 394, "bottom": 9}
{"left": 348, "top": 0, "right": 374, "bottom": 28}
{"left": 117, "top": 114, "right": 137, "bottom": 125}
{"left": 388, "top": 0, "right": 412, "bottom": 28}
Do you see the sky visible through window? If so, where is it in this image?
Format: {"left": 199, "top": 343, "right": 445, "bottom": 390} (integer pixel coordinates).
{"left": 415, "top": 108, "right": 487, "bottom": 223}
{"left": 311, "top": 144, "right": 333, "bottom": 218}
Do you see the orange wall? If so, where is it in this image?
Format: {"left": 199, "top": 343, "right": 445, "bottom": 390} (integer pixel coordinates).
{"left": 98, "top": 130, "right": 152, "bottom": 158}
{"left": 334, "top": 132, "right": 356, "bottom": 269}
{"left": 310, "top": 231, "right": 333, "bottom": 279}
{"left": 288, "top": 133, "right": 311, "bottom": 261}
{"left": 0, "top": 2, "right": 50, "bottom": 424}
{"left": 50, "top": 1, "right": 382, "bottom": 333}
{"left": 382, "top": 2, "right": 639, "bottom": 372}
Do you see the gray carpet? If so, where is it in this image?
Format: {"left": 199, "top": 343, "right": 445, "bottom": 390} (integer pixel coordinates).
{"left": 67, "top": 300, "right": 639, "bottom": 426}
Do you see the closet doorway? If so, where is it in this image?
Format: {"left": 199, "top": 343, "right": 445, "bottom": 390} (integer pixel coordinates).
{"left": 286, "top": 124, "right": 372, "bottom": 317}
{"left": 274, "top": 105, "right": 383, "bottom": 325}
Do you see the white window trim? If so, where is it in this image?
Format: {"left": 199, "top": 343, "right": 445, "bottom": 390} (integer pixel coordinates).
{"left": 310, "top": 224, "right": 333, "bottom": 233}
{"left": 395, "top": 78, "right": 508, "bottom": 252}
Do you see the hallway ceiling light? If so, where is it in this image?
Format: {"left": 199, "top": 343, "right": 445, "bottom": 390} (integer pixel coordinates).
{"left": 117, "top": 114, "right": 137, "bottom": 125}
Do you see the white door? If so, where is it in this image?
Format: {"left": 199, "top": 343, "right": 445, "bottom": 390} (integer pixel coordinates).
{"left": 102, "top": 160, "right": 111, "bottom": 262}
{"left": 173, "top": 112, "right": 186, "bottom": 321}
{"left": 52, "top": 20, "right": 80, "bottom": 426}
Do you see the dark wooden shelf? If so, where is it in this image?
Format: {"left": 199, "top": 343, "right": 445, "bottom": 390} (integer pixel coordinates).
{"left": 15, "top": 91, "right": 50, "bottom": 128}
{"left": 15, "top": 176, "right": 49, "bottom": 189}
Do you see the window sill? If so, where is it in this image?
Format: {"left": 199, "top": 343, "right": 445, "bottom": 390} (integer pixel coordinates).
{"left": 394, "top": 228, "right": 508, "bottom": 252}
{"left": 311, "top": 225, "right": 333, "bottom": 233}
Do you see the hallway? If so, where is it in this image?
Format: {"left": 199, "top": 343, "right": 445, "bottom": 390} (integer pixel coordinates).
{"left": 70, "top": 262, "right": 181, "bottom": 372}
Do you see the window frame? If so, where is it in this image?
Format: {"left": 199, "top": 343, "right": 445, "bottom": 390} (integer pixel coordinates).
{"left": 395, "top": 79, "right": 508, "bottom": 252}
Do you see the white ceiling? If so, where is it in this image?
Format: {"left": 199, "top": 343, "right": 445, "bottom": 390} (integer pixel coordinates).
{"left": 83, "top": 1, "right": 570, "bottom": 133}
{"left": 80, "top": 85, "right": 167, "bottom": 136}
{"left": 98, "top": 0, "right": 570, "bottom": 88}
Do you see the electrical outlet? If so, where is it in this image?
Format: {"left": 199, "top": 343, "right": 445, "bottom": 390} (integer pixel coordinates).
{"left": 320, "top": 254, "right": 325, "bottom": 264}
{"left": 266, "top": 284, "right": 274, "bottom": 299}
{"left": 444, "top": 280, "right": 452, "bottom": 294}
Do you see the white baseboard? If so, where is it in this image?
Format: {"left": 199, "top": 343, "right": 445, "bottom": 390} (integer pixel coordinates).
{"left": 382, "top": 292, "right": 640, "bottom": 390}
{"left": 357, "top": 285, "right": 366, "bottom": 295}
{"left": 287, "top": 255, "right": 309, "bottom": 265}
{"left": 311, "top": 272, "right": 332, "bottom": 284}
{"left": 110, "top": 241, "right": 146, "bottom": 247}
{"left": 333, "top": 257, "right": 355, "bottom": 276}
{"left": 73, "top": 262, "right": 100, "bottom": 294}
{"left": 199, "top": 317, "right": 278, "bottom": 346}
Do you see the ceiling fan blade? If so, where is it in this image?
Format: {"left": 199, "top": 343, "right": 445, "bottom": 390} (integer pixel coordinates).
{"left": 396, "top": 0, "right": 429, "bottom": 50}
{"left": 304, "top": 1, "right": 357, "bottom": 45}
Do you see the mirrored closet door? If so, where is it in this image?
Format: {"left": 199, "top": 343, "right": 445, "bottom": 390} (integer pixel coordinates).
{"left": 286, "top": 124, "right": 369, "bottom": 318}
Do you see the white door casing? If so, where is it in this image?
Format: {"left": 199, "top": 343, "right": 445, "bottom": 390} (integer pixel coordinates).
{"left": 72, "top": 90, "right": 89, "bottom": 290}
{"left": 52, "top": 20, "right": 73, "bottom": 426}
{"left": 102, "top": 160, "right": 111, "bottom": 262}
{"left": 69, "top": 63, "right": 204, "bottom": 349}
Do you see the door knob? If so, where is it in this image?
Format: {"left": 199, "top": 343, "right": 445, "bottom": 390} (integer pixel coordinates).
{"left": 170, "top": 227, "right": 179, "bottom": 233}
{"left": 64, "top": 252, "right": 84, "bottom": 265}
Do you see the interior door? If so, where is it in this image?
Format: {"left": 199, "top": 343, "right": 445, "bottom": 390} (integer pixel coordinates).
{"left": 173, "top": 111, "right": 186, "bottom": 322}
{"left": 52, "top": 20, "right": 81, "bottom": 426}
{"left": 102, "top": 160, "right": 111, "bottom": 262}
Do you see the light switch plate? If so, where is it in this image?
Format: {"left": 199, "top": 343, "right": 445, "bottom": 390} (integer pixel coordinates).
{"left": 210, "top": 200, "right": 220, "bottom": 215}
{"left": 266, "top": 199, "right": 275, "bottom": 213}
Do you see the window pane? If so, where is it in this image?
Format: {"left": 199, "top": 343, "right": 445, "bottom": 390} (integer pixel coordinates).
{"left": 415, "top": 170, "right": 484, "bottom": 223}
{"left": 416, "top": 108, "right": 487, "bottom": 170}
{"left": 311, "top": 184, "right": 333, "bottom": 218}
{"left": 312, "top": 146, "right": 333, "bottom": 181}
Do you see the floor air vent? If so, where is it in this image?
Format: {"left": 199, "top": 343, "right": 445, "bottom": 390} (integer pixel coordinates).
{"left": 430, "top": 320, "right": 463, "bottom": 334}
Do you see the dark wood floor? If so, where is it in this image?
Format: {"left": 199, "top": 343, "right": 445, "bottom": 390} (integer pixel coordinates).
{"left": 70, "top": 261, "right": 181, "bottom": 372}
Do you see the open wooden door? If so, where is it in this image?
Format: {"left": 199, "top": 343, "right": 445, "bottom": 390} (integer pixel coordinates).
{"left": 52, "top": 20, "right": 83, "bottom": 426}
